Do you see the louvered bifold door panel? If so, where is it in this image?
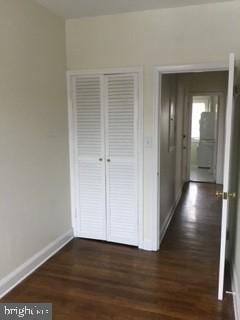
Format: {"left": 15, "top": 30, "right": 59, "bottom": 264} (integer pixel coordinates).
{"left": 105, "top": 74, "right": 138, "bottom": 246}
{"left": 72, "top": 75, "right": 106, "bottom": 240}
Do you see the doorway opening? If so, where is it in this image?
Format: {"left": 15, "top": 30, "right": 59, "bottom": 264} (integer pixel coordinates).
{"left": 189, "top": 94, "right": 220, "bottom": 183}
{"left": 153, "top": 60, "right": 236, "bottom": 302}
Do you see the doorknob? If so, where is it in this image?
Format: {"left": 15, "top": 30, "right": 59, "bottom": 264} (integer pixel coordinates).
{"left": 99, "top": 158, "right": 103, "bottom": 162}
{"left": 216, "top": 191, "right": 236, "bottom": 200}
{"left": 228, "top": 192, "right": 236, "bottom": 199}
{"left": 216, "top": 191, "right": 224, "bottom": 198}
{"left": 107, "top": 159, "right": 111, "bottom": 162}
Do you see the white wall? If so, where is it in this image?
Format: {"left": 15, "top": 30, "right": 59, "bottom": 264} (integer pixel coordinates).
{"left": 0, "top": 0, "right": 71, "bottom": 280}
{"left": 66, "top": 1, "right": 240, "bottom": 244}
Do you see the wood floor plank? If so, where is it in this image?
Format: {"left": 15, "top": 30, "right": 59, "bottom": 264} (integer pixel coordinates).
{"left": 1, "top": 182, "right": 234, "bottom": 319}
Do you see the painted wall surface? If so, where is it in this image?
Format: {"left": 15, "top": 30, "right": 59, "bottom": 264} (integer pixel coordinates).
{"left": 0, "top": 0, "right": 71, "bottom": 280}
{"left": 66, "top": 1, "right": 240, "bottom": 244}
{"left": 160, "top": 74, "right": 178, "bottom": 230}
{"left": 175, "top": 80, "right": 185, "bottom": 200}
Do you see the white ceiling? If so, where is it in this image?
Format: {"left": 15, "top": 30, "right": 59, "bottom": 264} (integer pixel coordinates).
{"left": 35, "top": 0, "right": 234, "bottom": 19}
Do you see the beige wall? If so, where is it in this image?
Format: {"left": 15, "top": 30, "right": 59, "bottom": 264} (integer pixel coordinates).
{"left": 0, "top": 0, "right": 71, "bottom": 280}
{"left": 66, "top": 1, "right": 240, "bottom": 243}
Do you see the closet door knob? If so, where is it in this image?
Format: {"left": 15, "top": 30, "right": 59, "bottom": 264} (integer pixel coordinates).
{"left": 107, "top": 159, "right": 111, "bottom": 162}
{"left": 99, "top": 158, "right": 103, "bottom": 162}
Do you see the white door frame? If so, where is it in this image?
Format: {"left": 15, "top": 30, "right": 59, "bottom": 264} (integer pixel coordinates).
{"left": 67, "top": 66, "right": 144, "bottom": 249}
{"left": 152, "top": 62, "right": 228, "bottom": 251}
{"left": 185, "top": 92, "right": 224, "bottom": 183}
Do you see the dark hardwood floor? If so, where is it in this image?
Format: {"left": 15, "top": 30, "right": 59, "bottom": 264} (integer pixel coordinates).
{"left": 1, "top": 183, "right": 234, "bottom": 319}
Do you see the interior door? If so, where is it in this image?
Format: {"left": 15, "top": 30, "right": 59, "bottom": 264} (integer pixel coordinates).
{"left": 72, "top": 75, "right": 107, "bottom": 240}
{"left": 105, "top": 74, "right": 139, "bottom": 246}
{"left": 218, "top": 53, "right": 238, "bottom": 300}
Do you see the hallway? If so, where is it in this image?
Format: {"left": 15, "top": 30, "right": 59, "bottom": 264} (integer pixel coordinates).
{"left": 1, "top": 183, "right": 234, "bottom": 319}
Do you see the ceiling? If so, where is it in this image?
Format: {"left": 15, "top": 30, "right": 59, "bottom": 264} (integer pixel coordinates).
{"left": 35, "top": 0, "right": 235, "bottom": 19}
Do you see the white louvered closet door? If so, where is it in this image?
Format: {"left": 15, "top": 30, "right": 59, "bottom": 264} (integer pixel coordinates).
{"left": 105, "top": 74, "right": 139, "bottom": 246}
{"left": 72, "top": 75, "right": 107, "bottom": 240}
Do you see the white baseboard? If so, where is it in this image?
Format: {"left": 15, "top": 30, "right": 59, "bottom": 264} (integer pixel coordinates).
{"left": 139, "top": 239, "right": 155, "bottom": 251}
{"left": 232, "top": 263, "right": 240, "bottom": 320}
{"left": 160, "top": 186, "right": 183, "bottom": 244}
{"left": 0, "top": 229, "right": 74, "bottom": 299}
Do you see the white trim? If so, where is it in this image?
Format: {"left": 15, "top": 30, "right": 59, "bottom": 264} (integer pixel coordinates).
{"left": 67, "top": 66, "right": 144, "bottom": 249}
{"left": 67, "top": 67, "right": 143, "bottom": 77}
{"left": 139, "top": 239, "right": 155, "bottom": 251}
{"left": 154, "top": 63, "right": 228, "bottom": 74}
{"left": 67, "top": 74, "right": 78, "bottom": 236}
{"left": 186, "top": 95, "right": 193, "bottom": 181}
{"left": 152, "top": 70, "right": 161, "bottom": 251}
{"left": 137, "top": 68, "right": 144, "bottom": 249}
{"left": 232, "top": 263, "right": 240, "bottom": 320}
{"left": 153, "top": 62, "right": 229, "bottom": 252}
{"left": 0, "top": 229, "right": 74, "bottom": 299}
{"left": 160, "top": 186, "right": 184, "bottom": 244}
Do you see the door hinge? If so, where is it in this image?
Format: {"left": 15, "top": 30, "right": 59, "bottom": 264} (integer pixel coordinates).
{"left": 225, "top": 290, "right": 236, "bottom": 296}
{"left": 216, "top": 191, "right": 236, "bottom": 200}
